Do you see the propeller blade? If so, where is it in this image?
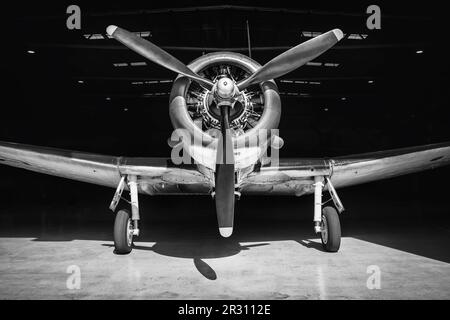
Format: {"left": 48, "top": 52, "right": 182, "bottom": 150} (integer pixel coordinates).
{"left": 238, "top": 29, "right": 344, "bottom": 90}
{"left": 214, "top": 105, "right": 235, "bottom": 238}
{"left": 106, "top": 25, "right": 214, "bottom": 89}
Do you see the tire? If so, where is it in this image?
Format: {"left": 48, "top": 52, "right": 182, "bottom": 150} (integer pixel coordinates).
{"left": 320, "top": 206, "right": 341, "bottom": 252}
{"left": 114, "top": 209, "right": 133, "bottom": 254}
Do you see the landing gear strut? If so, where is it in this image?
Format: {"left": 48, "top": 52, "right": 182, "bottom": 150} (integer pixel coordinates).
{"left": 109, "top": 175, "right": 140, "bottom": 254}
{"left": 313, "top": 176, "right": 344, "bottom": 252}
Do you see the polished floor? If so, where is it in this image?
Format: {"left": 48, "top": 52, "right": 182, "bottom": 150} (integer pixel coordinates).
{"left": 0, "top": 171, "right": 449, "bottom": 299}
{"left": 1, "top": 210, "right": 450, "bottom": 299}
{"left": 1, "top": 226, "right": 449, "bottom": 299}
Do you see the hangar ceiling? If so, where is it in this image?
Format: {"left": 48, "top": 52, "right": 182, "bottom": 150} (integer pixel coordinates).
{"left": 1, "top": 2, "right": 448, "bottom": 157}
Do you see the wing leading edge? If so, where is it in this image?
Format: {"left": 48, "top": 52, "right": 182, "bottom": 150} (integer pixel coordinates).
{"left": 2, "top": 141, "right": 450, "bottom": 197}
{"left": 240, "top": 142, "right": 450, "bottom": 196}
{"left": 0, "top": 141, "right": 212, "bottom": 195}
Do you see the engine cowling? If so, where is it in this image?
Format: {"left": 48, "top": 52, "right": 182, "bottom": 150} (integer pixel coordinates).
{"left": 169, "top": 52, "right": 281, "bottom": 170}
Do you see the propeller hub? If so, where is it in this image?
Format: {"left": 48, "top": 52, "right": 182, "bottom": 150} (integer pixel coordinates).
{"left": 216, "top": 77, "right": 235, "bottom": 99}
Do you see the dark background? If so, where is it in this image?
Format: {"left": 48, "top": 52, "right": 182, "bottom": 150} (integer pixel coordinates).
{"left": 0, "top": 1, "right": 449, "bottom": 233}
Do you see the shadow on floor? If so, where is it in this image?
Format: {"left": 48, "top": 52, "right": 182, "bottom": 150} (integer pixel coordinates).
{"left": 102, "top": 236, "right": 270, "bottom": 279}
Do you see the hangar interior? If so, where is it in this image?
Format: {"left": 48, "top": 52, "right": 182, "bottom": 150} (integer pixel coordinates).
{"left": 0, "top": 2, "right": 449, "bottom": 299}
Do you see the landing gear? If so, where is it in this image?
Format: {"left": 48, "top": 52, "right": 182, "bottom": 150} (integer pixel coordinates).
{"left": 113, "top": 209, "right": 133, "bottom": 254}
{"left": 109, "top": 175, "right": 140, "bottom": 255}
{"left": 313, "top": 176, "right": 344, "bottom": 252}
{"left": 320, "top": 206, "right": 341, "bottom": 252}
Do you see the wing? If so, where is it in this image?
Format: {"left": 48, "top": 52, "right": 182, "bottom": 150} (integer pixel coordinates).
{"left": 240, "top": 142, "right": 450, "bottom": 196}
{"left": 0, "top": 141, "right": 212, "bottom": 195}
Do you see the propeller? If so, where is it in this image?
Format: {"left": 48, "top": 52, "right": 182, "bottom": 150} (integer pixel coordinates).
{"left": 106, "top": 25, "right": 214, "bottom": 89}
{"left": 214, "top": 104, "right": 235, "bottom": 237}
{"left": 237, "top": 29, "right": 343, "bottom": 90}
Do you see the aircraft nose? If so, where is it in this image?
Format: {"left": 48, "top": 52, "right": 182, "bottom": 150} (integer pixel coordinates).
{"left": 216, "top": 78, "right": 235, "bottom": 99}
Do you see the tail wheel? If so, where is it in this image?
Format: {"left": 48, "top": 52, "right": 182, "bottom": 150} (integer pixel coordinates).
{"left": 320, "top": 206, "right": 341, "bottom": 252}
{"left": 113, "top": 209, "right": 133, "bottom": 254}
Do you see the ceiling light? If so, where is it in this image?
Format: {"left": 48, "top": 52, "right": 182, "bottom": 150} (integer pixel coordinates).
{"left": 89, "top": 34, "right": 104, "bottom": 40}
{"left": 27, "top": 50, "right": 35, "bottom": 54}
{"left": 78, "top": 80, "right": 84, "bottom": 84}
{"left": 324, "top": 63, "right": 340, "bottom": 67}
{"left": 416, "top": 50, "right": 423, "bottom": 54}
{"left": 341, "top": 97, "right": 347, "bottom": 101}
{"left": 106, "top": 97, "right": 111, "bottom": 101}
{"left": 347, "top": 34, "right": 369, "bottom": 40}
{"left": 306, "top": 62, "right": 322, "bottom": 67}
{"left": 301, "top": 31, "right": 322, "bottom": 37}
{"left": 368, "top": 80, "right": 374, "bottom": 84}
{"left": 130, "top": 62, "right": 147, "bottom": 66}
{"left": 139, "top": 31, "right": 151, "bottom": 37}
{"left": 123, "top": 108, "right": 128, "bottom": 112}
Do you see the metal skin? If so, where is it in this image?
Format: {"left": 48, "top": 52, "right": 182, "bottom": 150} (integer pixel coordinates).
{"left": 169, "top": 52, "right": 281, "bottom": 175}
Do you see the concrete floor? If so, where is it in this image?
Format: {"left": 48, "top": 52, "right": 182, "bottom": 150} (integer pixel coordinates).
{"left": 1, "top": 219, "right": 449, "bottom": 299}
{"left": 0, "top": 171, "right": 450, "bottom": 299}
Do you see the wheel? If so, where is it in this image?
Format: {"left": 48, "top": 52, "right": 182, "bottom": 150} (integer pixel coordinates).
{"left": 320, "top": 206, "right": 341, "bottom": 252}
{"left": 113, "top": 209, "right": 133, "bottom": 254}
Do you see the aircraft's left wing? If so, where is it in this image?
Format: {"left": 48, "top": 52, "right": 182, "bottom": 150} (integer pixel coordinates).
{"left": 0, "top": 141, "right": 213, "bottom": 195}
{"left": 240, "top": 142, "right": 450, "bottom": 196}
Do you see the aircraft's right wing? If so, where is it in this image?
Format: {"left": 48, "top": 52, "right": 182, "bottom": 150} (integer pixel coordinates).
{"left": 240, "top": 142, "right": 450, "bottom": 196}
{"left": 0, "top": 141, "right": 213, "bottom": 195}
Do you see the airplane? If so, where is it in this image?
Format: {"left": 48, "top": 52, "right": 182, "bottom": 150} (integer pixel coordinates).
{"left": 1, "top": 25, "right": 450, "bottom": 255}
